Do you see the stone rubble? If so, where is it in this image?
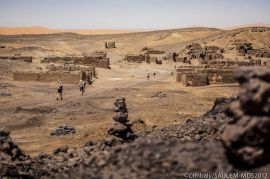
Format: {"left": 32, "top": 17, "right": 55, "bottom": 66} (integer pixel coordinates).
{"left": 0, "top": 91, "right": 12, "bottom": 96}
{"left": 151, "top": 91, "right": 167, "bottom": 98}
{"left": 50, "top": 124, "right": 76, "bottom": 136}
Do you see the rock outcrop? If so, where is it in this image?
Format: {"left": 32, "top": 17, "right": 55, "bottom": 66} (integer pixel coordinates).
{"left": 222, "top": 67, "right": 270, "bottom": 167}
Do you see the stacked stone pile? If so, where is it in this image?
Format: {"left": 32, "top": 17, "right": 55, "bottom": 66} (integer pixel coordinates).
{"left": 108, "top": 97, "right": 135, "bottom": 140}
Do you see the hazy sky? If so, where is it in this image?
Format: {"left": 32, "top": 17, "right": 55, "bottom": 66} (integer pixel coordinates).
{"left": 0, "top": 0, "right": 269, "bottom": 29}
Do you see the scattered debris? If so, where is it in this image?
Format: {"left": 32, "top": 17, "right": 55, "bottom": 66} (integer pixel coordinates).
{"left": 50, "top": 124, "right": 76, "bottom": 136}
{"left": 151, "top": 91, "right": 167, "bottom": 98}
{"left": 0, "top": 91, "right": 12, "bottom": 97}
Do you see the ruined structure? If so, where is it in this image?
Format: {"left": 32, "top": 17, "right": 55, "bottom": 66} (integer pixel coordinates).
{"left": 176, "top": 66, "right": 235, "bottom": 86}
{"left": 91, "top": 51, "right": 107, "bottom": 58}
{"left": 175, "top": 59, "right": 263, "bottom": 86}
{"left": 124, "top": 49, "right": 165, "bottom": 64}
{"left": 125, "top": 54, "right": 146, "bottom": 63}
{"left": 105, "top": 42, "right": 116, "bottom": 48}
{"left": 13, "top": 72, "right": 81, "bottom": 84}
{"left": 250, "top": 27, "right": 268, "bottom": 32}
{"left": 168, "top": 43, "right": 224, "bottom": 63}
{"left": 231, "top": 41, "right": 270, "bottom": 58}
{"left": 41, "top": 56, "right": 110, "bottom": 69}
{"left": 0, "top": 56, "right": 32, "bottom": 63}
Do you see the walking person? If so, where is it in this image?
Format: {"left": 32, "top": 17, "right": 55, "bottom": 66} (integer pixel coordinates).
{"left": 57, "top": 81, "right": 63, "bottom": 100}
{"left": 153, "top": 72, "right": 156, "bottom": 79}
{"left": 79, "top": 80, "right": 86, "bottom": 96}
{"left": 147, "top": 74, "right": 150, "bottom": 81}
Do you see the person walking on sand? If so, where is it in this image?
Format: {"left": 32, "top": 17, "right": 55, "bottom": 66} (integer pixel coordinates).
{"left": 57, "top": 81, "right": 63, "bottom": 100}
{"left": 153, "top": 72, "right": 156, "bottom": 79}
{"left": 147, "top": 74, "right": 150, "bottom": 81}
{"left": 79, "top": 80, "right": 86, "bottom": 96}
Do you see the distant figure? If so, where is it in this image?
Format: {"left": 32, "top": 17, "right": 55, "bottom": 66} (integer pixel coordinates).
{"left": 171, "top": 71, "right": 174, "bottom": 76}
{"left": 147, "top": 74, "right": 150, "bottom": 81}
{"left": 79, "top": 80, "right": 86, "bottom": 96}
{"left": 57, "top": 81, "right": 63, "bottom": 100}
{"left": 153, "top": 72, "right": 156, "bottom": 78}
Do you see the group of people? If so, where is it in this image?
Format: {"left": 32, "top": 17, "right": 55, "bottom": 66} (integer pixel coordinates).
{"left": 56, "top": 79, "right": 87, "bottom": 101}
{"left": 147, "top": 72, "right": 156, "bottom": 80}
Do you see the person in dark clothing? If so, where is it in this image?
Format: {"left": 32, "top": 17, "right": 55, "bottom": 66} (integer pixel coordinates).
{"left": 57, "top": 81, "right": 63, "bottom": 100}
{"left": 153, "top": 72, "right": 156, "bottom": 78}
{"left": 147, "top": 74, "right": 150, "bottom": 81}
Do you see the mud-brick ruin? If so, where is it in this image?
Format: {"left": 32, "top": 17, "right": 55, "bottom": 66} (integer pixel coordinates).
{"left": 41, "top": 55, "right": 110, "bottom": 69}
{"left": 0, "top": 55, "right": 32, "bottom": 63}
{"left": 250, "top": 27, "right": 269, "bottom": 32}
{"left": 13, "top": 65, "right": 95, "bottom": 84}
{"left": 231, "top": 40, "right": 270, "bottom": 58}
{"left": 175, "top": 59, "right": 262, "bottom": 87}
{"left": 105, "top": 41, "right": 116, "bottom": 48}
{"left": 167, "top": 43, "right": 224, "bottom": 63}
{"left": 125, "top": 48, "right": 165, "bottom": 64}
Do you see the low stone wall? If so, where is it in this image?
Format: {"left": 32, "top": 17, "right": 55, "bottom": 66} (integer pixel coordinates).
{"left": 41, "top": 56, "right": 110, "bottom": 69}
{"left": 176, "top": 66, "right": 236, "bottom": 86}
{"left": 0, "top": 56, "right": 32, "bottom": 63}
{"left": 146, "top": 50, "right": 165, "bottom": 54}
{"left": 125, "top": 55, "right": 146, "bottom": 63}
{"left": 13, "top": 72, "right": 81, "bottom": 84}
{"left": 181, "top": 73, "right": 209, "bottom": 87}
{"left": 105, "top": 42, "right": 116, "bottom": 48}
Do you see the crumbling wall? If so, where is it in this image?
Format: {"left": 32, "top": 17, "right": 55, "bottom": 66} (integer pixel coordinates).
{"left": 41, "top": 56, "right": 110, "bottom": 69}
{"left": 125, "top": 55, "right": 146, "bottom": 63}
{"left": 105, "top": 42, "right": 116, "bottom": 48}
{"left": 176, "top": 65, "right": 236, "bottom": 85}
{"left": 13, "top": 72, "right": 81, "bottom": 84}
{"left": 145, "top": 50, "right": 165, "bottom": 54}
{"left": 0, "top": 56, "right": 32, "bottom": 63}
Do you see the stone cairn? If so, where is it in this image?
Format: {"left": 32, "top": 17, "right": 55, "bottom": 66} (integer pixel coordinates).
{"left": 222, "top": 66, "right": 270, "bottom": 167}
{"left": 108, "top": 97, "right": 135, "bottom": 141}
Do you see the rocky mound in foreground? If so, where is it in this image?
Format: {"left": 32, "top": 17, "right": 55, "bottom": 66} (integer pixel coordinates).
{"left": 1, "top": 66, "right": 270, "bottom": 178}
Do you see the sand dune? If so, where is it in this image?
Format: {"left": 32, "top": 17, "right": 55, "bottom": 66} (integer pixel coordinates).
{"left": 0, "top": 26, "right": 134, "bottom": 35}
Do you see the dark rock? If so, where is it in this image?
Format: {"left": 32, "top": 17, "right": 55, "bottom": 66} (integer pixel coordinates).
{"left": 50, "top": 124, "right": 76, "bottom": 136}
{"left": 222, "top": 67, "right": 270, "bottom": 167}
{"left": 0, "top": 127, "right": 10, "bottom": 137}
{"left": 151, "top": 91, "right": 167, "bottom": 98}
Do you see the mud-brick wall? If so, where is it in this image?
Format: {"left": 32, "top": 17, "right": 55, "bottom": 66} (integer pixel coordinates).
{"left": 13, "top": 72, "right": 80, "bottom": 84}
{"left": 0, "top": 56, "right": 32, "bottom": 63}
{"left": 92, "top": 58, "right": 110, "bottom": 68}
{"left": 75, "top": 57, "right": 110, "bottom": 68}
{"left": 176, "top": 68, "right": 196, "bottom": 82}
{"left": 125, "top": 55, "right": 145, "bottom": 63}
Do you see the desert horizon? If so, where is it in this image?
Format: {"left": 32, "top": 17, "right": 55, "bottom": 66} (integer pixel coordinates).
{"left": 1, "top": 23, "right": 270, "bottom": 35}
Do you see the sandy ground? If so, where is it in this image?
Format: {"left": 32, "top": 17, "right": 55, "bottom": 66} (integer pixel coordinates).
{"left": 0, "top": 62, "right": 238, "bottom": 156}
